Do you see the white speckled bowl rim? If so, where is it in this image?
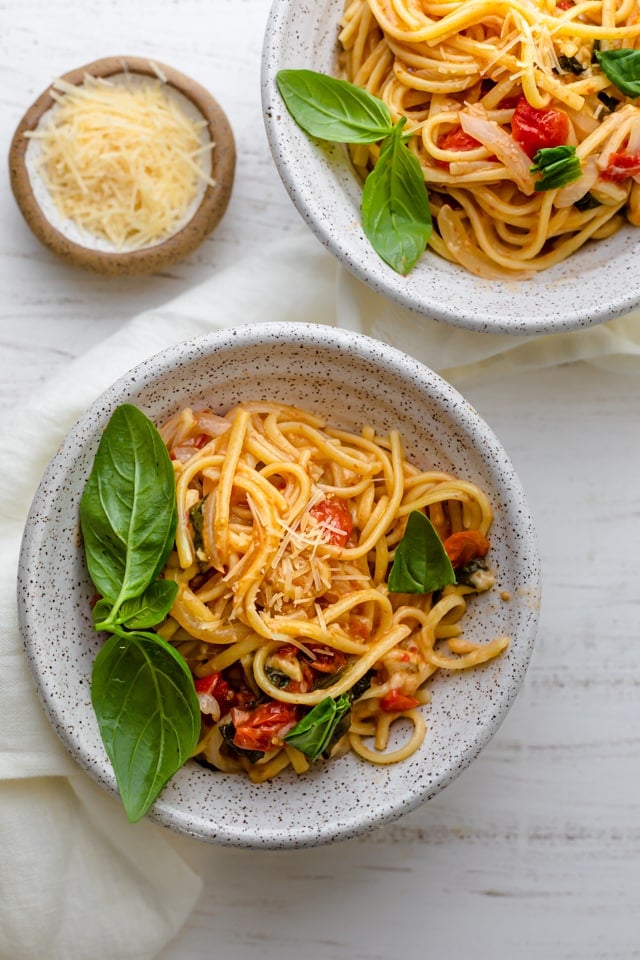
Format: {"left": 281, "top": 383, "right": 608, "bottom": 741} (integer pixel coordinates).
{"left": 18, "top": 323, "right": 540, "bottom": 848}
{"left": 261, "top": 0, "right": 640, "bottom": 335}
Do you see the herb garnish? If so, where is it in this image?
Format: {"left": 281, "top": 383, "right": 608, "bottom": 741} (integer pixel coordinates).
{"left": 595, "top": 48, "right": 640, "bottom": 98}
{"left": 597, "top": 91, "right": 620, "bottom": 114}
{"left": 388, "top": 510, "right": 456, "bottom": 594}
{"left": 557, "top": 55, "right": 585, "bottom": 75}
{"left": 276, "top": 69, "right": 432, "bottom": 275}
{"left": 80, "top": 404, "right": 200, "bottom": 823}
{"left": 530, "top": 145, "right": 581, "bottom": 191}
{"left": 574, "top": 191, "right": 601, "bottom": 211}
{"left": 283, "top": 693, "right": 352, "bottom": 761}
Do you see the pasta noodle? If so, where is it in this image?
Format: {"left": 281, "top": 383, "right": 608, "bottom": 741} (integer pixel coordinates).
{"left": 156, "top": 402, "right": 509, "bottom": 782}
{"left": 339, "top": 0, "right": 640, "bottom": 277}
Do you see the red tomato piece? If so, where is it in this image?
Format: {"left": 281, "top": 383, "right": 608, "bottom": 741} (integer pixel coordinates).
{"left": 434, "top": 126, "right": 481, "bottom": 168}
{"left": 601, "top": 152, "right": 640, "bottom": 183}
{"left": 306, "top": 642, "right": 347, "bottom": 675}
{"left": 195, "top": 672, "right": 229, "bottom": 699}
{"left": 231, "top": 701, "right": 300, "bottom": 752}
{"left": 309, "top": 496, "right": 353, "bottom": 546}
{"left": 511, "top": 97, "right": 570, "bottom": 158}
{"left": 443, "top": 530, "right": 490, "bottom": 568}
{"left": 438, "top": 126, "right": 482, "bottom": 153}
{"left": 380, "top": 690, "right": 420, "bottom": 713}
{"left": 556, "top": 0, "right": 573, "bottom": 8}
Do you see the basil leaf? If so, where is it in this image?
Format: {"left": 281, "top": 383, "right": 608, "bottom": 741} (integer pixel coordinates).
{"left": 276, "top": 69, "right": 394, "bottom": 144}
{"left": 557, "top": 55, "right": 584, "bottom": 75}
{"left": 595, "top": 48, "right": 640, "bottom": 98}
{"left": 283, "top": 693, "right": 351, "bottom": 762}
{"left": 361, "top": 123, "right": 432, "bottom": 274}
{"left": 530, "top": 145, "right": 581, "bottom": 191}
{"left": 80, "top": 404, "right": 177, "bottom": 620}
{"left": 597, "top": 90, "right": 620, "bottom": 113}
{"left": 112, "top": 580, "right": 178, "bottom": 630}
{"left": 91, "top": 630, "right": 200, "bottom": 823}
{"left": 388, "top": 510, "right": 456, "bottom": 594}
{"left": 574, "top": 191, "right": 601, "bottom": 211}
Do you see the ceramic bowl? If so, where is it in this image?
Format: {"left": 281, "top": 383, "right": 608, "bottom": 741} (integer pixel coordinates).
{"left": 9, "top": 56, "right": 236, "bottom": 275}
{"left": 261, "top": 0, "right": 640, "bottom": 334}
{"left": 18, "top": 323, "right": 540, "bottom": 848}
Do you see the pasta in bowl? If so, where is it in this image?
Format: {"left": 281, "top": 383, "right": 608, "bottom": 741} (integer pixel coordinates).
{"left": 262, "top": 0, "right": 640, "bottom": 332}
{"left": 18, "top": 324, "right": 540, "bottom": 847}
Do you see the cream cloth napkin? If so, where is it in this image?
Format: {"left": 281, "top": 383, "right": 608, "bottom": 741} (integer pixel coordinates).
{"left": 1, "top": 229, "right": 639, "bottom": 960}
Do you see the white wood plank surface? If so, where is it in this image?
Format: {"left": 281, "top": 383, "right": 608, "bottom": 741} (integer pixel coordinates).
{"left": 2, "top": 2, "right": 639, "bottom": 958}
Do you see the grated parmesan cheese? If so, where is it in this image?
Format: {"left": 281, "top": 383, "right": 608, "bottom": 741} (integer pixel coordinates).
{"left": 26, "top": 73, "right": 216, "bottom": 250}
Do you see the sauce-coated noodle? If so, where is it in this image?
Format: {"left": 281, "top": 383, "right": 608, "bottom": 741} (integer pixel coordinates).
{"left": 339, "top": 0, "right": 640, "bottom": 277}
{"left": 156, "top": 402, "right": 509, "bottom": 782}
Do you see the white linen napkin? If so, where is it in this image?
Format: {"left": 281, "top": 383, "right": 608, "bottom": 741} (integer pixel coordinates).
{"left": 1, "top": 229, "right": 639, "bottom": 960}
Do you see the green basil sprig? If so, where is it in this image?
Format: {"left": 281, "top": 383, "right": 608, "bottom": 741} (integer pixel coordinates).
{"left": 81, "top": 403, "right": 199, "bottom": 823}
{"left": 530, "top": 145, "right": 581, "bottom": 192}
{"left": 276, "top": 69, "right": 432, "bottom": 275}
{"left": 276, "top": 69, "right": 395, "bottom": 143}
{"left": 362, "top": 121, "right": 433, "bottom": 275}
{"left": 595, "top": 48, "right": 640, "bottom": 98}
{"left": 91, "top": 630, "right": 200, "bottom": 823}
{"left": 283, "top": 693, "right": 352, "bottom": 761}
{"left": 80, "top": 403, "right": 177, "bottom": 630}
{"left": 388, "top": 510, "right": 456, "bottom": 594}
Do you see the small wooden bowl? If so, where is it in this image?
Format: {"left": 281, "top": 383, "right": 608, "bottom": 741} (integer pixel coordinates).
{"left": 9, "top": 56, "right": 236, "bottom": 275}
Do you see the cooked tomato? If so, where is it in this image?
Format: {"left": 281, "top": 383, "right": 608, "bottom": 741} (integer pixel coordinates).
{"left": 443, "top": 530, "right": 490, "bottom": 568}
{"left": 511, "top": 97, "right": 569, "bottom": 158}
{"left": 601, "top": 152, "right": 640, "bottom": 183}
{"left": 438, "top": 126, "right": 481, "bottom": 153}
{"left": 434, "top": 126, "right": 482, "bottom": 168}
{"left": 195, "top": 672, "right": 230, "bottom": 700}
{"left": 380, "top": 690, "right": 420, "bottom": 713}
{"left": 306, "top": 642, "right": 347, "bottom": 675}
{"left": 231, "top": 701, "right": 299, "bottom": 752}
{"left": 194, "top": 671, "right": 234, "bottom": 718}
{"left": 309, "top": 496, "right": 353, "bottom": 546}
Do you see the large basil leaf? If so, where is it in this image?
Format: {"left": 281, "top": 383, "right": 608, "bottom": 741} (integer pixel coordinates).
{"left": 388, "top": 510, "right": 456, "bottom": 594}
{"left": 91, "top": 630, "right": 200, "bottom": 823}
{"left": 361, "top": 123, "right": 432, "bottom": 275}
{"left": 595, "top": 48, "right": 640, "bottom": 98}
{"left": 283, "top": 694, "right": 351, "bottom": 762}
{"left": 92, "top": 580, "right": 178, "bottom": 631}
{"left": 276, "top": 69, "right": 394, "bottom": 143}
{"left": 113, "top": 580, "right": 178, "bottom": 630}
{"left": 80, "top": 404, "right": 177, "bottom": 618}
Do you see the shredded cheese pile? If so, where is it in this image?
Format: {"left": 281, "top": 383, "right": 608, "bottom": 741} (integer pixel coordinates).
{"left": 27, "top": 74, "right": 216, "bottom": 249}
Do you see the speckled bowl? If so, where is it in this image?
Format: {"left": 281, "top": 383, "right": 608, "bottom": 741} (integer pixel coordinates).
{"left": 262, "top": 0, "right": 640, "bottom": 334}
{"left": 17, "top": 323, "right": 540, "bottom": 848}
{"left": 9, "top": 56, "right": 236, "bottom": 275}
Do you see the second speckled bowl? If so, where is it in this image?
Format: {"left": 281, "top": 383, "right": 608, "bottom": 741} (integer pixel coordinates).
{"left": 262, "top": 0, "right": 640, "bottom": 334}
{"left": 17, "top": 323, "right": 540, "bottom": 848}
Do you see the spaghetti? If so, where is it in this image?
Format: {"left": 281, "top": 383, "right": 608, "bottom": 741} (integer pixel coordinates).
{"left": 156, "top": 402, "right": 509, "bottom": 783}
{"left": 339, "top": 0, "right": 640, "bottom": 277}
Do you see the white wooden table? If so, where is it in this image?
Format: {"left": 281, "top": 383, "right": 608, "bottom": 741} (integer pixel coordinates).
{"left": 2, "top": 2, "right": 640, "bottom": 958}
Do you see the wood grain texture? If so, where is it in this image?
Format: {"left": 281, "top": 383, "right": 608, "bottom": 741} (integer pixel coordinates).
{"left": 2, "top": 2, "right": 640, "bottom": 959}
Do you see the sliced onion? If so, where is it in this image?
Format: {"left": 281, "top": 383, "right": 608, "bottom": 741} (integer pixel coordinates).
{"left": 554, "top": 156, "right": 599, "bottom": 208}
{"left": 459, "top": 106, "right": 535, "bottom": 195}
{"left": 194, "top": 410, "right": 231, "bottom": 437}
{"left": 197, "top": 692, "right": 221, "bottom": 720}
{"left": 627, "top": 116, "right": 640, "bottom": 155}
